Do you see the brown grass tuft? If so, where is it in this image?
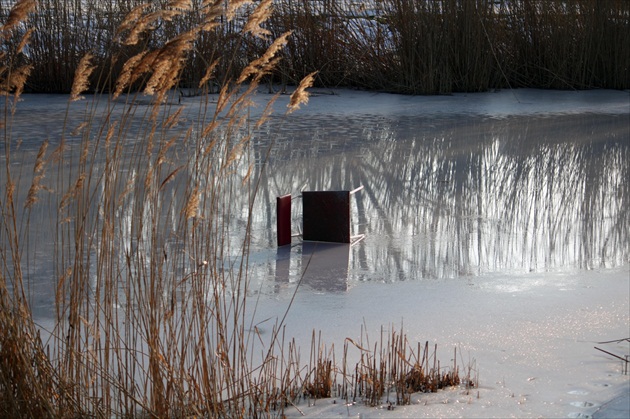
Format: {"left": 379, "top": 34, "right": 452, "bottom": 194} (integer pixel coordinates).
{"left": 144, "top": 29, "right": 199, "bottom": 101}
{"left": 104, "top": 121, "right": 118, "bottom": 147}
{"left": 243, "top": 0, "right": 273, "bottom": 39}
{"left": 0, "top": 64, "right": 33, "bottom": 100}
{"left": 287, "top": 71, "right": 317, "bottom": 114}
{"left": 115, "top": 3, "right": 151, "bottom": 45}
{"left": 198, "top": 58, "right": 220, "bottom": 89}
{"left": 70, "top": 121, "right": 89, "bottom": 137}
{"left": 0, "top": 0, "right": 36, "bottom": 36}
{"left": 16, "top": 27, "right": 34, "bottom": 54}
{"left": 70, "top": 53, "right": 95, "bottom": 101}
{"left": 59, "top": 172, "right": 86, "bottom": 210}
{"left": 4, "top": 178, "right": 15, "bottom": 207}
{"left": 184, "top": 186, "right": 200, "bottom": 219}
{"left": 199, "top": 0, "right": 224, "bottom": 31}
{"left": 237, "top": 31, "right": 291, "bottom": 84}
{"left": 113, "top": 51, "right": 148, "bottom": 99}
{"left": 25, "top": 140, "right": 49, "bottom": 209}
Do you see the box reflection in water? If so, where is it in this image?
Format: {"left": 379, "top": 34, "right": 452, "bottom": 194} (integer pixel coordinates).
{"left": 275, "top": 242, "right": 350, "bottom": 292}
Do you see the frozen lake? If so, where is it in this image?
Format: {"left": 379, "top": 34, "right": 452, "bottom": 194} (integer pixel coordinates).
{"left": 9, "top": 90, "right": 629, "bottom": 298}
{"left": 2, "top": 88, "right": 629, "bottom": 417}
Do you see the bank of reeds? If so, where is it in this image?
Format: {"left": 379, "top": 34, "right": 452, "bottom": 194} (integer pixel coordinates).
{"left": 1, "top": 1, "right": 472, "bottom": 417}
{"left": 0, "top": 0, "right": 628, "bottom": 94}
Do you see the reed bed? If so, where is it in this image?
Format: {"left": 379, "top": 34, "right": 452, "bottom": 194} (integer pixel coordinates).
{"left": 1, "top": 1, "right": 471, "bottom": 417}
{"left": 339, "top": 325, "right": 476, "bottom": 407}
{"left": 0, "top": 0, "right": 628, "bottom": 94}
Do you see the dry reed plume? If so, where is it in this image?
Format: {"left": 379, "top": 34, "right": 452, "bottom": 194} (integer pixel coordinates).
{"left": 287, "top": 71, "right": 317, "bottom": 114}
{"left": 0, "top": 0, "right": 36, "bottom": 36}
{"left": 70, "top": 53, "right": 95, "bottom": 101}
{"left": 24, "top": 140, "right": 49, "bottom": 209}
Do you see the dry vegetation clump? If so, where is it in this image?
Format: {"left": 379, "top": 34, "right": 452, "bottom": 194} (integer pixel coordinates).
{"left": 1, "top": 0, "right": 628, "bottom": 94}
{"left": 273, "top": 0, "right": 630, "bottom": 93}
{"left": 0, "top": 1, "right": 474, "bottom": 417}
{"left": 339, "top": 327, "right": 477, "bottom": 407}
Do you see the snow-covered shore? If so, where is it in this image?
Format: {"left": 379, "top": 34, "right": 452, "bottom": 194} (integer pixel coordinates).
{"left": 261, "top": 266, "right": 629, "bottom": 418}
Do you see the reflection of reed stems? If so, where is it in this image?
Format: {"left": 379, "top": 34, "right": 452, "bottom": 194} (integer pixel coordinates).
{"left": 260, "top": 114, "right": 628, "bottom": 278}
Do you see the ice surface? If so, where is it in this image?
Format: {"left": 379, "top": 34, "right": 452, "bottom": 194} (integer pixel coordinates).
{"left": 281, "top": 87, "right": 630, "bottom": 117}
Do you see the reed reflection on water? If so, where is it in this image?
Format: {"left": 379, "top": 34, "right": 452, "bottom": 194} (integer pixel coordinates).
{"left": 3, "top": 107, "right": 629, "bottom": 306}
{"left": 251, "top": 112, "right": 629, "bottom": 287}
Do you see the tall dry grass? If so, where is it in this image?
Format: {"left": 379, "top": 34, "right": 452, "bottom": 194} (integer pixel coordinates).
{"left": 1, "top": 0, "right": 627, "bottom": 94}
{"left": 277, "top": 0, "right": 630, "bottom": 93}
{"left": 1, "top": 1, "right": 470, "bottom": 417}
{"left": 504, "top": 0, "right": 630, "bottom": 89}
